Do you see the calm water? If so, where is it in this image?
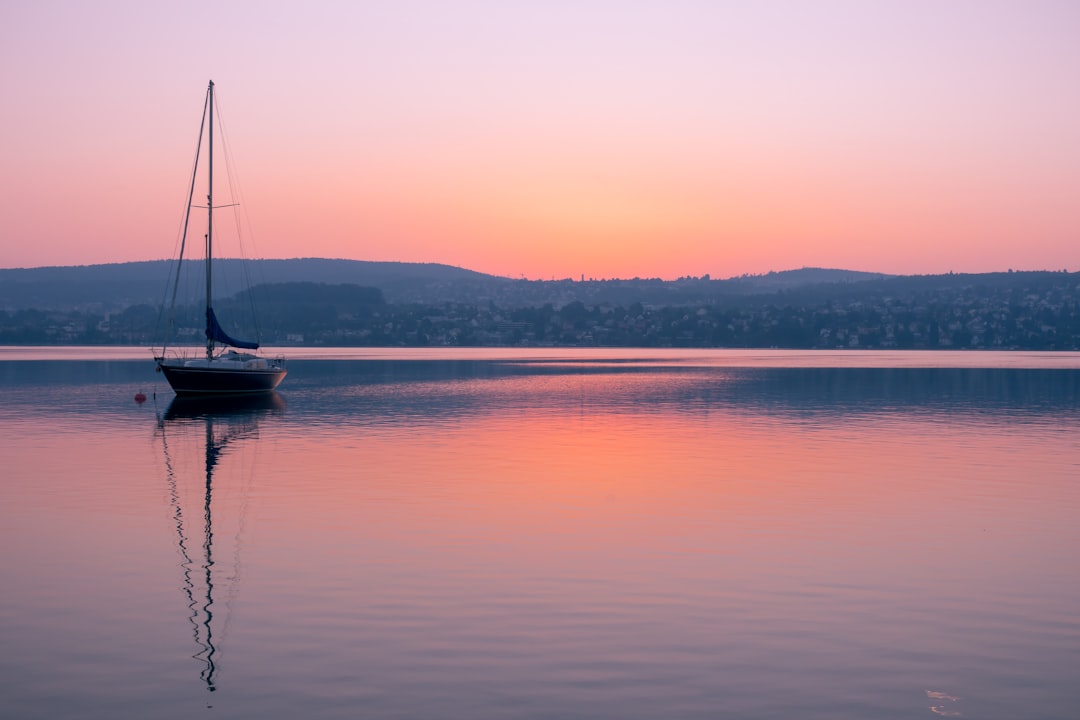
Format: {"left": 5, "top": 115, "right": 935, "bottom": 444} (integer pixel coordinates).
{"left": 2, "top": 348, "right": 1078, "bottom": 719}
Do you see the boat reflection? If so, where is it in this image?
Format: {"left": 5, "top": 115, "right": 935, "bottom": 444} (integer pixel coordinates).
{"left": 163, "top": 391, "right": 286, "bottom": 421}
{"left": 155, "top": 392, "right": 284, "bottom": 693}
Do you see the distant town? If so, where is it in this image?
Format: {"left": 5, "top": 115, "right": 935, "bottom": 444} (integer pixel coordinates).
{"left": 1, "top": 261, "right": 1078, "bottom": 349}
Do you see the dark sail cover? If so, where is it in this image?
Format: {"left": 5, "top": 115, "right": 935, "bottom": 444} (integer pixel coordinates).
{"left": 206, "top": 307, "right": 259, "bottom": 350}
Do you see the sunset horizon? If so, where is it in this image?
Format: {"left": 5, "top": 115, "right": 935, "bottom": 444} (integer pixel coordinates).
{"left": 3, "top": 2, "right": 1078, "bottom": 281}
{"left": 2, "top": 254, "right": 1074, "bottom": 283}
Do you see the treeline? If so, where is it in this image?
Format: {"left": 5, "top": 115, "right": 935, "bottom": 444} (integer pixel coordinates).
{"left": 3, "top": 277, "right": 1080, "bottom": 350}
{"left": 0, "top": 282, "right": 385, "bottom": 345}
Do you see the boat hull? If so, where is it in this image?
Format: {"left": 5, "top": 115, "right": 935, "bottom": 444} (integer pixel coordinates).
{"left": 158, "top": 363, "right": 287, "bottom": 395}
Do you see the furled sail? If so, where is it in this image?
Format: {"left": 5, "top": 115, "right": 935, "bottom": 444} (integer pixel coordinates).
{"left": 206, "top": 307, "right": 259, "bottom": 350}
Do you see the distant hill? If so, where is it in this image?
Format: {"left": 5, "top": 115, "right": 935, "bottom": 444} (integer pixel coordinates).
{"left": 0, "top": 258, "right": 1073, "bottom": 312}
{"left": 0, "top": 258, "right": 504, "bottom": 311}
{"left": 726, "top": 267, "right": 892, "bottom": 290}
{"left": 4, "top": 261, "right": 1078, "bottom": 349}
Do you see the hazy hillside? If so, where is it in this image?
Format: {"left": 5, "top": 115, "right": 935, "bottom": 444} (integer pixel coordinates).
{"left": 3, "top": 263, "right": 1078, "bottom": 349}
{"left": 0, "top": 258, "right": 504, "bottom": 311}
{"left": 1, "top": 259, "right": 1074, "bottom": 314}
{"left": 726, "top": 267, "right": 892, "bottom": 289}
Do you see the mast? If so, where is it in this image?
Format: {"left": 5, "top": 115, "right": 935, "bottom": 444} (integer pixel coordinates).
{"left": 205, "top": 80, "right": 215, "bottom": 361}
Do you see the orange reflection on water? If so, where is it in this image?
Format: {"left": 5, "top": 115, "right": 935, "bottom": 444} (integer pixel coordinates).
{"left": 251, "top": 396, "right": 1079, "bottom": 610}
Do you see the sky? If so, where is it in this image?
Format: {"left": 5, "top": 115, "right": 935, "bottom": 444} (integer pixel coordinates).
{"left": 1, "top": 0, "right": 1078, "bottom": 280}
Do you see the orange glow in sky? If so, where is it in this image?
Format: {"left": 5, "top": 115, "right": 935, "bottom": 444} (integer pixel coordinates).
{"left": 1, "top": 1, "right": 1079, "bottom": 278}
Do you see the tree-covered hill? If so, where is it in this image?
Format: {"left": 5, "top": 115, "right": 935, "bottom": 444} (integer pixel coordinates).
{"left": 0, "top": 258, "right": 498, "bottom": 311}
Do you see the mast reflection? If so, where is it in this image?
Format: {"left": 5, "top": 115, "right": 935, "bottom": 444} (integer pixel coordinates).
{"left": 156, "top": 393, "right": 285, "bottom": 692}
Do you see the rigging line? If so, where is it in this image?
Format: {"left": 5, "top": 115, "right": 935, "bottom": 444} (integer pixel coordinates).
{"left": 161, "top": 85, "right": 211, "bottom": 356}
{"left": 214, "top": 93, "right": 266, "bottom": 343}
{"left": 157, "top": 91, "right": 210, "bottom": 352}
{"left": 155, "top": 155, "right": 201, "bottom": 346}
{"left": 217, "top": 420, "right": 260, "bottom": 645}
{"left": 214, "top": 98, "right": 247, "bottom": 255}
{"left": 157, "top": 418, "right": 213, "bottom": 681}
{"left": 213, "top": 95, "right": 248, "bottom": 259}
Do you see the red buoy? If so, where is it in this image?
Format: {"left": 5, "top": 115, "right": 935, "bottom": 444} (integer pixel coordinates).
{"left": 134, "top": 392, "right": 147, "bottom": 404}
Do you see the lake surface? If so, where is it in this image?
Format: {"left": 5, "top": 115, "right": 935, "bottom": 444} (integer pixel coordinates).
{"left": 2, "top": 348, "right": 1078, "bottom": 719}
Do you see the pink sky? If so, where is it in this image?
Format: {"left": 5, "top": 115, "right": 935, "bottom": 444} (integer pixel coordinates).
{"left": 1, "top": 1, "right": 1078, "bottom": 279}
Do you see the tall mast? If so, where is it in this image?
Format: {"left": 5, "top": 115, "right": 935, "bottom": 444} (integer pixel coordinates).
{"left": 205, "top": 80, "right": 214, "bottom": 360}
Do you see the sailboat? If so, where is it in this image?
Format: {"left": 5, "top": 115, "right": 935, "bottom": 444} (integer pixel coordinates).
{"left": 155, "top": 80, "right": 286, "bottom": 395}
